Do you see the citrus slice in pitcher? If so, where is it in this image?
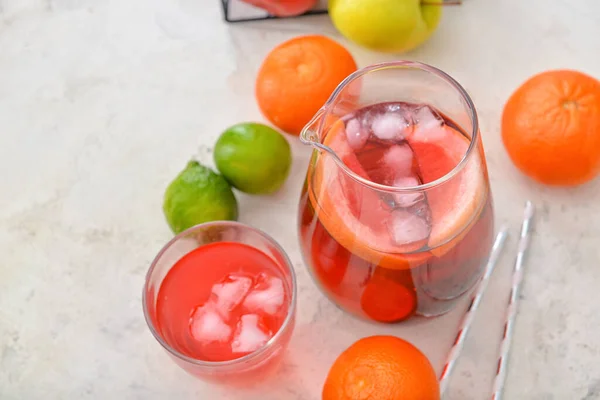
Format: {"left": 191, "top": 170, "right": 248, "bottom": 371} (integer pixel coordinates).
{"left": 360, "top": 267, "right": 417, "bottom": 322}
{"left": 406, "top": 106, "right": 488, "bottom": 257}
{"left": 308, "top": 103, "right": 486, "bottom": 270}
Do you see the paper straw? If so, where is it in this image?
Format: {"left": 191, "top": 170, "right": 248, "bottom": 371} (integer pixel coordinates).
{"left": 490, "top": 201, "right": 535, "bottom": 400}
{"left": 439, "top": 226, "right": 509, "bottom": 397}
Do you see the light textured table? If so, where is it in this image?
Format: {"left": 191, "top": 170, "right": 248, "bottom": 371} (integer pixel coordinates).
{"left": 1, "top": 1, "right": 600, "bottom": 399}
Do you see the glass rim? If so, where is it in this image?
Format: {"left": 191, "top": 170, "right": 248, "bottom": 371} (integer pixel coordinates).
{"left": 301, "top": 60, "right": 480, "bottom": 193}
{"left": 142, "top": 220, "right": 298, "bottom": 368}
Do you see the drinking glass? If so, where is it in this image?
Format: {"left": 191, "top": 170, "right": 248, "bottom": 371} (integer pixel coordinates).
{"left": 143, "top": 221, "right": 297, "bottom": 383}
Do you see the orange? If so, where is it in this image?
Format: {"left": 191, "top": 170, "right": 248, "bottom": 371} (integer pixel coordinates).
{"left": 308, "top": 118, "right": 485, "bottom": 270}
{"left": 502, "top": 69, "right": 600, "bottom": 186}
{"left": 322, "top": 335, "right": 440, "bottom": 400}
{"left": 255, "top": 35, "right": 358, "bottom": 136}
{"left": 360, "top": 268, "right": 416, "bottom": 322}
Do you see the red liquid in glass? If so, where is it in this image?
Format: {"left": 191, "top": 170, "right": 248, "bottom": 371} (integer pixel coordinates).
{"left": 298, "top": 102, "right": 494, "bottom": 322}
{"left": 156, "top": 242, "right": 290, "bottom": 362}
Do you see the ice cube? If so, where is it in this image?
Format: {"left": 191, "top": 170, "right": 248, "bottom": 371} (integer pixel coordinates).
{"left": 412, "top": 106, "right": 446, "bottom": 142}
{"left": 414, "top": 106, "right": 444, "bottom": 129}
{"left": 253, "top": 272, "right": 270, "bottom": 290}
{"left": 345, "top": 118, "right": 369, "bottom": 149}
{"left": 243, "top": 276, "right": 285, "bottom": 315}
{"left": 211, "top": 274, "right": 253, "bottom": 317}
{"left": 189, "top": 303, "right": 232, "bottom": 343}
{"left": 388, "top": 209, "right": 431, "bottom": 247}
{"left": 383, "top": 144, "right": 414, "bottom": 176}
{"left": 392, "top": 176, "right": 425, "bottom": 207}
{"left": 410, "top": 200, "right": 432, "bottom": 221}
{"left": 231, "top": 314, "right": 272, "bottom": 354}
{"left": 371, "top": 112, "right": 409, "bottom": 142}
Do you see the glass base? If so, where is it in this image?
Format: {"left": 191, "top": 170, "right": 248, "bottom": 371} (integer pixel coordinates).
{"left": 310, "top": 269, "right": 482, "bottom": 322}
{"left": 414, "top": 296, "right": 457, "bottom": 318}
{"left": 414, "top": 270, "right": 482, "bottom": 317}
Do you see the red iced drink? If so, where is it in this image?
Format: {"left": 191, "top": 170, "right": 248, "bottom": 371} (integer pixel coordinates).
{"left": 144, "top": 222, "right": 296, "bottom": 383}
{"left": 299, "top": 101, "right": 494, "bottom": 322}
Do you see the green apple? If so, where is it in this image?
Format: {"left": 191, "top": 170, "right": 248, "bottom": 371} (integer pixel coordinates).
{"left": 328, "top": 0, "right": 443, "bottom": 53}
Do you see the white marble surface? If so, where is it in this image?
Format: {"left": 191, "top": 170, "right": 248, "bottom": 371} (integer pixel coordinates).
{"left": 1, "top": 0, "right": 600, "bottom": 399}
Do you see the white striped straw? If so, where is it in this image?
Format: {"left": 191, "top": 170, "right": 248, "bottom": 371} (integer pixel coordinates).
{"left": 490, "top": 201, "right": 535, "bottom": 400}
{"left": 439, "top": 226, "right": 509, "bottom": 397}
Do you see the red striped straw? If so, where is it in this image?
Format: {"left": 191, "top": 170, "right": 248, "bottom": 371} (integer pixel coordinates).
{"left": 439, "top": 226, "right": 509, "bottom": 397}
{"left": 490, "top": 201, "right": 535, "bottom": 400}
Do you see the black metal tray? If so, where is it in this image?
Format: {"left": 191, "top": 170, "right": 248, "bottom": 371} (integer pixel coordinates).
{"left": 221, "top": 0, "right": 328, "bottom": 23}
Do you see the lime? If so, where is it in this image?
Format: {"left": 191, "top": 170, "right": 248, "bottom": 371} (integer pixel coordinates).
{"left": 214, "top": 123, "right": 292, "bottom": 194}
{"left": 163, "top": 161, "right": 238, "bottom": 234}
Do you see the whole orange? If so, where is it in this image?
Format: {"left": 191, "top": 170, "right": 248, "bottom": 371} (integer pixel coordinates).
{"left": 255, "top": 35, "right": 358, "bottom": 136}
{"left": 322, "top": 336, "right": 440, "bottom": 400}
{"left": 502, "top": 70, "right": 600, "bottom": 186}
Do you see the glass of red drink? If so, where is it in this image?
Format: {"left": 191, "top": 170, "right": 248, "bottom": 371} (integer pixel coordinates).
{"left": 298, "top": 61, "right": 494, "bottom": 323}
{"left": 143, "top": 221, "right": 297, "bottom": 384}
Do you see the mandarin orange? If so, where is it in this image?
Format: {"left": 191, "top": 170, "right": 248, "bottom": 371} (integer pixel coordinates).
{"left": 322, "top": 336, "right": 440, "bottom": 400}
{"left": 255, "top": 35, "right": 357, "bottom": 136}
{"left": 502, "top": 70, "right": 600, "bottom": 186}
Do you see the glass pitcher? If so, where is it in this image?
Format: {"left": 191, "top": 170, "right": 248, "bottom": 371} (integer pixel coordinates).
{"left": 297, "top": 61, "right": 494, "bottom": 323}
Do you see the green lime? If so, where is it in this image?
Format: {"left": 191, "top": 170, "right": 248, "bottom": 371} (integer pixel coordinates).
{"left": 163, "top": 161, "right": 238, "bottom": 234}
{"left": 214, "top": 122, "right": 292, "bottom": 194}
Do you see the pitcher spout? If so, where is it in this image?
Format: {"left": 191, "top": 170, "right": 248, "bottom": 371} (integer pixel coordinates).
{"left": 300, "top": 108, "right": 325, "bottom": 147}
